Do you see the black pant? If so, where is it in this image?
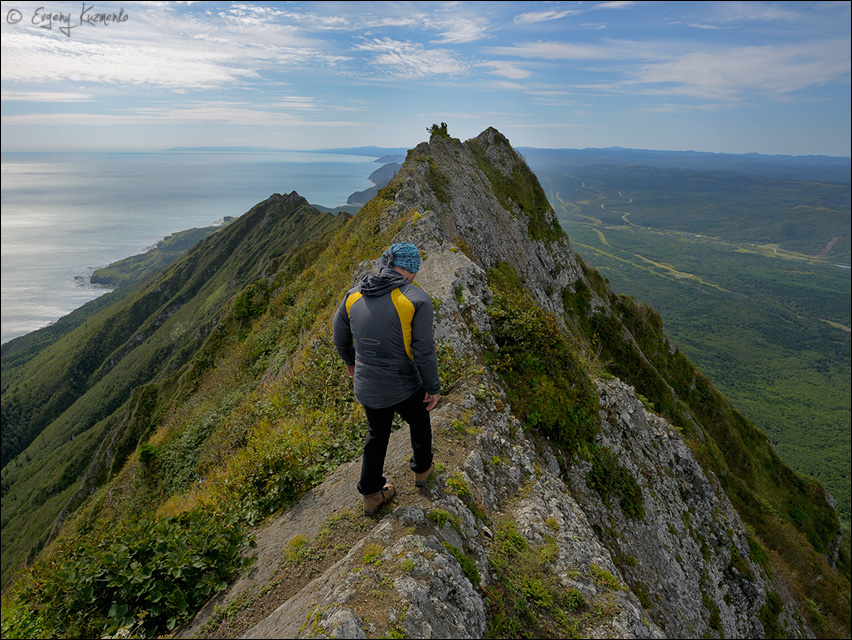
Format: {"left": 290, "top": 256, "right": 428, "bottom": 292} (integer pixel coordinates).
{"left": 358, "top": 389, "right": 433, "bottom": 495}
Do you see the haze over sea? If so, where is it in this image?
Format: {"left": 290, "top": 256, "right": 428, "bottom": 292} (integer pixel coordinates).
{"left": 1, "top": 150, "right": 378, "bottom": 345}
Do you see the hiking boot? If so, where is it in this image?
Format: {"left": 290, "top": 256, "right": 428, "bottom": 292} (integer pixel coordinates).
{"left": 363, "top": 483, "right": 396, "bottom": 516}
{"left": 414, "top": 463, "right": 435, "bottom": 488}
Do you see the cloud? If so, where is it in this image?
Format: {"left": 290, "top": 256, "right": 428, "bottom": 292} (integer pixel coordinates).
{"left": 0, "top": 4, "right": 342, "bottom": 90}
{"left": 0, "top": 100, "right": 361, "bottom": 128}
{"left": 643, "top": 102, "right": 734, "bottom": 113}
{"left": 479, "top": 61, "right": 532, "bottom": 80}
{"left": 514, "top": 9, "right": 580, "bottom": 25}
{"left": 628, "top": 40, "right": 852, "bottom": 100}
{"left": 269, "top": 96, "right": 323, "bottom": 111}
{"left": 355, "top": 38, "right": 468, "bottom": 78}
{"left": 714, "top": 1, "right": 802, "bottom": 23}
{"left": 1, "top": 91, "right": 93, "bottom": 102}
{"left": 432, "top": 16, "right": 490, "bottom": 44}
{"left": 419, "top": 110, "right": 521, "bottom": 121}
{"left": 513, "top": 1, "right": 632, "bottom": 25}
{"left": 502, "top": 121, "right": 581, "bottom": 128}
{"left": 0, "top": 31, "right": 259, "bottom": 89}
{"left": 488, "top": 31, "right": 849, "bottom": 105}
{"left": 489, "top": 40, "right": 620, "bottom": 60}
{"left": 593, "top": 1, "right": 636, "bottom": 9}
{"left": 490, "top": 80, "right": 530, "bottom": 91}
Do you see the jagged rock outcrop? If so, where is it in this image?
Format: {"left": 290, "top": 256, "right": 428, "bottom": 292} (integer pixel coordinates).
{"left": 236, "top": 375, "right": 662, "bottom": 639}
{"left": 177, "top": 129, "right": 816, "bottom": 639}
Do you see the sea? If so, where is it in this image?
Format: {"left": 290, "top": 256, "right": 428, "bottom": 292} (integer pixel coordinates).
{"left": 1, "top": 150, "right": 379, "bottom": 345}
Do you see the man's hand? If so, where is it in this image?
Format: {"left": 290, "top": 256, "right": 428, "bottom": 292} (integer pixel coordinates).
{"left": 424, "top": 391, "right": 440, "bottom": 411}
{"left": 346, "top": 364, "right": 355, "bottom": 377}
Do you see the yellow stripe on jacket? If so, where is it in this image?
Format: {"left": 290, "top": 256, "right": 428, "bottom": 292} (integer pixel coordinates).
{"left": 345, "top": 291, "right": 363, "bottom": 316}
{"left": 390, "top": 288, "right": 415, "bottom": 361}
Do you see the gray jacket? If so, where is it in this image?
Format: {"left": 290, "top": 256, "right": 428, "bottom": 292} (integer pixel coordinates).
{"left": 333, "top": 259, "right": 441, "bottom": 409}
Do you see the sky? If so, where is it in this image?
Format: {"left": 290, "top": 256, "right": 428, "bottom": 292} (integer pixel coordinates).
{"left": 1, "top": 1, "right": 850, "bottom": 156}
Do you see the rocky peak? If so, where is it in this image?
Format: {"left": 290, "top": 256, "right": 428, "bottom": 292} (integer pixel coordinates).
{"left": 381, "top": 129, "right": 584, "bottom": 320}
{"left": 176, "top": 129, "right": 818, "bottom": 639}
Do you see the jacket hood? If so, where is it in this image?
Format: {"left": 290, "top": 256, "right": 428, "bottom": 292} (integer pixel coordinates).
{"left": 359, "top": 253, "right": 410, "bottom": 297}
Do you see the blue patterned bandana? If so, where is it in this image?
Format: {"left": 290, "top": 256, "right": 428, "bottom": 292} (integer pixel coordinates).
{"left": 387, "top": 242, "right": 421, "bottom": 273}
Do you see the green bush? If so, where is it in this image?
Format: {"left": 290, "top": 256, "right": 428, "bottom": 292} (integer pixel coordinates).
{"left": 428, "top": 509, "right": 460, "bottom": 530}
{"left": 233, "top": 279, "right": 270, "bottom": 320}
{"left": 446, "top": 472, "right": 474, "bottom": 503}
{"left": 758, "top": 590, "right": 785, "bottom": 639}
{"left": 443, "top": 543, "right": 480, "bottom": 588}
{"left": 585, "top": 445, "right": 646, "bottom": 520}
{"left": 483, "top": 275, "right": 599, "bottom": 457}
{"left": 485, "top": 520, "right": 593, "bottom": 638}
{"left": 428, "top": 122, "right": 450, "bottom": 138}
{"left": 7, "top": 510, "right": 255, "bottom": 639}
{"left": 138, "top": 442, "right": 158, "bottom": 466}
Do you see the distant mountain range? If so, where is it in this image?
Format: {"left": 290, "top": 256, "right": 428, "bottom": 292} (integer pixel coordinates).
{"left": 164, "top": 145, "right": 410, "bottom": 157}
{"left": 164, "top": 144, "right": 851, "bottom": 184}
{"left": 519, "top": 147, "right": 851, "bottom": 184}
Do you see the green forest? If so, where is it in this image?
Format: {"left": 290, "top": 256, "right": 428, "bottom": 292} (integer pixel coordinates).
{"left": 532, "top": 163, "right": 851, "bottom": 524}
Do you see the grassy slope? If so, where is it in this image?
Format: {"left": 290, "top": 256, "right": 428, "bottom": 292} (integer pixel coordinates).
{"left": 0, "top": 193, "right": 347, "bottom": 587}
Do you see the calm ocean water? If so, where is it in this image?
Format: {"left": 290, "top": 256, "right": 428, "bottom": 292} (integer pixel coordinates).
{"left": 1, "top": 151, "right": 378, "bottom": 344}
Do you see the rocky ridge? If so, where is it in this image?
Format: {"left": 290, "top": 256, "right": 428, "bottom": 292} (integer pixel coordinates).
{"left": 179, "top": 129, "right": 813, "bottom": 639}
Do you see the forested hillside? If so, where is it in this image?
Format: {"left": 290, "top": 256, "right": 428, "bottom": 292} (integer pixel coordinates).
{"left": 528, "top": 160, "right": 851, "bottom": 526}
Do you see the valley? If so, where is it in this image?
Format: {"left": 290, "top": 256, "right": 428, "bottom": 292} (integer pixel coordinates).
{"left": 531, "top": 162, "right": 851, "bottom": 523}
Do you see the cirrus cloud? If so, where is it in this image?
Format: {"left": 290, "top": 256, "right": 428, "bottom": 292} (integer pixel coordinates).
{"left": 513, "top": 9, "right": 581, "bottom": 25}
{"left": 627, "top": 40, "right": 852, "bottom": 100}
{"left": 479, "top": 60, "right": 533, "bottom": 80}
{"left": 488, "top": 40, "right": 621, "bottom": 60}
{"left": 355, "top": 38, "right": 468, "bottom": 78}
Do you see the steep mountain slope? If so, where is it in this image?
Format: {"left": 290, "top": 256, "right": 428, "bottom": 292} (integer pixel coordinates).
{"left": 178, "top": 128, "right": 848, "bottom": 638}
{"left": 1, "top": 193, "right": 347, "bottom": 586}
{"left": 2, "top": 128, "right": 848, "bottom": 639}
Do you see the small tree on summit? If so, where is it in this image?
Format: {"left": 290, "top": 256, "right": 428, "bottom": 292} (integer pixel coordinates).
{"left": 428, "top": 122, "right": 450, "bottom": 138}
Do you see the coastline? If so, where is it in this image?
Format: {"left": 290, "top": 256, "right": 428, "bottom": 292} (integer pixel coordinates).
{"left": 1, "top": 156, "right": 399, "bottom": 346}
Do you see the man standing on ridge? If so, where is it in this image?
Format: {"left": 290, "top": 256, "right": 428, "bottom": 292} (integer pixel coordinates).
{"left": 333, "top": 242, "right": 441, "bottom": 516}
